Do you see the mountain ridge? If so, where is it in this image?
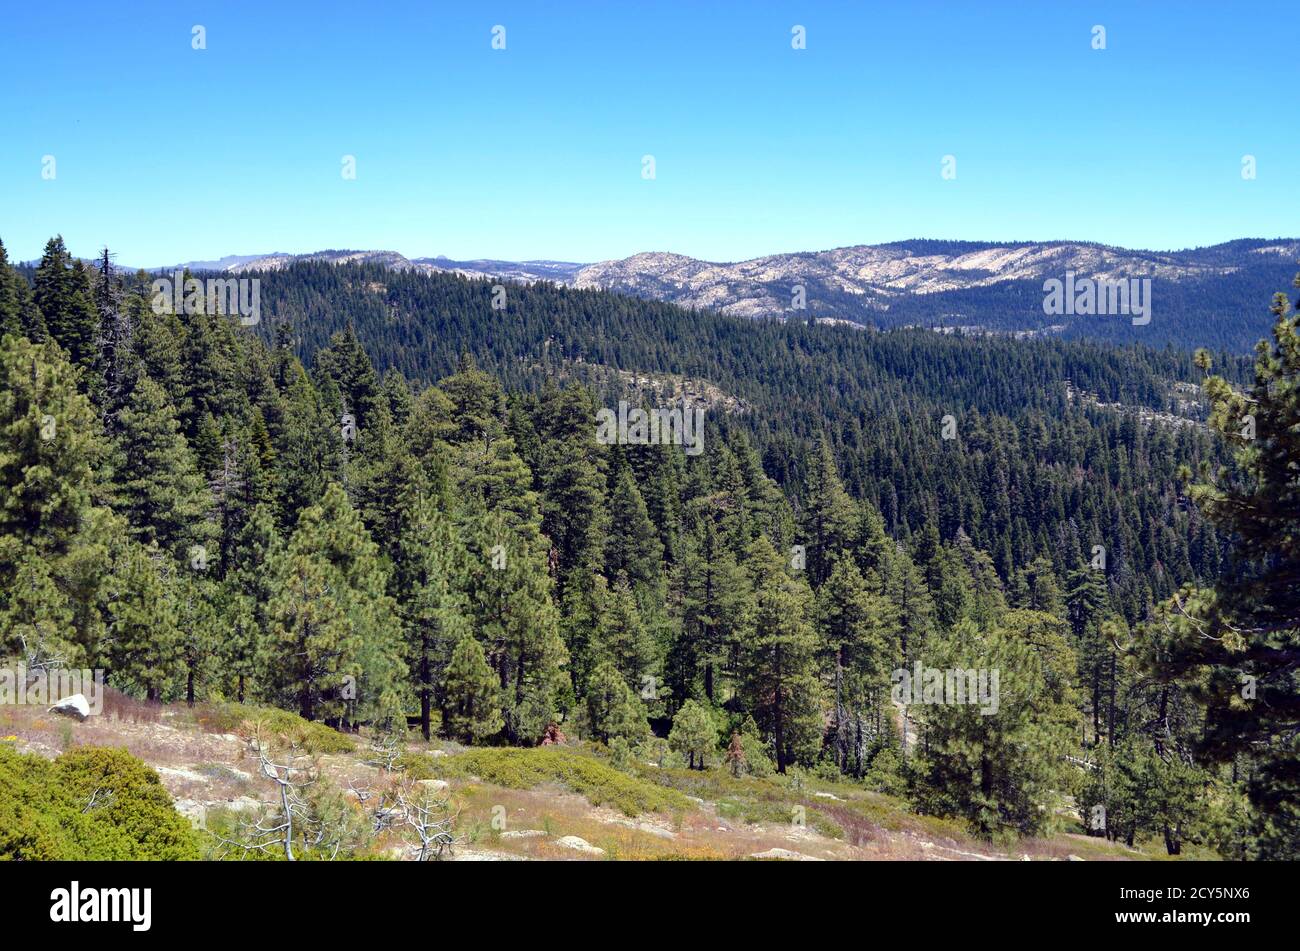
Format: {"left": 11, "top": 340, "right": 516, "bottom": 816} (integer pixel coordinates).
{"left": 145, "top": 237, "right": 1300, "bottom": 350}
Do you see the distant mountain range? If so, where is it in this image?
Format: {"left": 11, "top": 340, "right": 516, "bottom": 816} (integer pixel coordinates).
{"left": 160, "top": 238, "right": 1300, "bottom": 351}
{"left": 162, "top": 251, "right": 587, "bottom": 286}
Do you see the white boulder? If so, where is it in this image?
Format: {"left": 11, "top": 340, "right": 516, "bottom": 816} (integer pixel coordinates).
{"left": 555, "top": 835, "right": 604, "bottom": 855}
{"left": 48, "top": 694, "right": 90, "bottom": 721}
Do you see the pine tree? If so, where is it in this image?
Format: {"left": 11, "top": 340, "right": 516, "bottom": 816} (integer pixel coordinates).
{"left": 273, "top": 363, "right": 341, "bottom": 529}
{"left": 132, "top": 295, "right": 187, "bottom": 411}
{"left": 380, "top": 367, "right": 413, "bottom": 428}
{"left": 885, "top": 544, "right": 936, "bottom": 671}
{"left": 1067, "top": 564, "right": 1113, "bottom": 744}
{"left": 605, "top": 467, "right": 663, "bottom": 590}
{"left": 453, "top": 433, "right": 542, "bottom": 536}
{"left": 535, "top": 385, "right": 608, "bottom": 593}
{"left": 112, "top": 376, "right": 215, "bottom": 564}
{"left": 816, "top": 555, "right": 895, "bottom": 771}
{"left": 226, "top": 503, "right": 281, "bottom": 702}
{"left": 584, "top": 659, "right": 649, "bottom": 745}
{"left": 208, "top": 427, "right": 266, "bottom": 579}
{"left": 177, "top": 307, "right": 243, "bottom": 440}
{"left": 267, "top": 483, "right": 402, "bottom": 724}
{"left": 595, "top": 575, "right": 658, "bottom": 691}
{"left": 738, "top": 536, "right": 824, "bottom": 772}
{"left": 91, "top": 247, "right": 136, "bottom": 430}
{"left": 731, "top": 430, "right": 794, "bottom": 549}
{"left": 443, "top": 633, "right": 504, "bottom": 744}
{"left": 801, "top": 436, "right": 856, "bottom": 587}
{"left": 0, "top": 239, "right": 28, "bottom": 338}
{"left": 173, "top": 571, "right": 221, "bottom": 707}
{"left": 440, "top": 353, "right": 506, "bottom": 446}
{"left": 394, "top": 492, "right": 469, "bottom": 740}
{"left": 711, "top": 446, "right": 752, "bottom": 551}
{"left": 1078, "top": 737, "right": 1145, "bottom": 845}
{"left": 33, "top": 236, "right": 98, "bottom": 374}
{"left": 1153, "top": 294, "right": 1300, "bottom": 856}
{"left": 265, "top": 549, "right": 355, "bottom": 722}
{"left": 350, "top": 403, "right": 424, "bottom": 561}
{"left": 676, "top": 517, "right": 749, "bottom": 703}
{"left": 313, "top": 324, "right": 381, "bottom": 430}
{"left": 914, "top": 612, "right": 1080, "bottom": 838}
{"left": 628, "top": 441, "right": 686, "bottom": 569}
{"left": 107, "top": 543, "right": 181, "bottom": 702}
{"left": 460, "top": 506, "right": 569, "bottom": 743}
{"left": 1011, "top": 556, "right": 1065, "bottom": 616}
{"left": 0, "top": 334, "right": 107, "bottom": 556}
{"left": 668, "top": 698, "right": 718, "bottom": 769}
{"left": 0, "top": 550, "right": 73, "bottom": 661}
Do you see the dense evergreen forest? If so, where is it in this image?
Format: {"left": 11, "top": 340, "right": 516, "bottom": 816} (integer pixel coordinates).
{"left": 1, "top": 235, "right": 1296, "bottom": 858}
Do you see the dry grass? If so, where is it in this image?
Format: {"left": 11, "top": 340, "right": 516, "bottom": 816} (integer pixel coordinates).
{"left": 0, "top": 696, "right": 1207, "bottom": 861}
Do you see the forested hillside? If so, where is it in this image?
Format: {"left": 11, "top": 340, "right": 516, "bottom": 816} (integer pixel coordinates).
{"left": 248, "top": 259, "right": 1249, "bottom": 623}
{"left": 1, "top": 235, "right": 1295, "bottom": 859}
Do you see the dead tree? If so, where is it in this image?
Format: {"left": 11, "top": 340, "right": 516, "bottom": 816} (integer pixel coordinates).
{"left": 19, "top": 633, "right": 68, "bottom": 682}
{"left": 364, "top": 730, "right": 404, "bottom": 773}
{"left": 217, "top": 727, "right": 321, "bottom": 862}
{"left": 393, "top": 783, "right": 458, "bottom": 862}
{"left": 348, "top": 780, "right": 404, "bottom": 835}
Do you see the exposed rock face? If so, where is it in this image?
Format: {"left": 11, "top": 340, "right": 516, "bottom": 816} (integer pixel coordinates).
{"left": 569, "top": 241, "right": 1280, "bottom": 322}
{"left": 171, "top": 238, "right": 1300, "bottom": 346}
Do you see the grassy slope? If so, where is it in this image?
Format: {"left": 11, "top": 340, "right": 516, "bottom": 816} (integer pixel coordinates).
{"left": 0, "top": 699, "right": 1215, "bottom": 861}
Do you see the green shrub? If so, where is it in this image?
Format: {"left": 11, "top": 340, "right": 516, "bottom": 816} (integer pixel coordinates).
{"left": 740, "top": 732, "right": 775, "bottom": 778}
{"left": 813, "top": 757, "right": 843, "bottom": 783}
{"left": 608, "top": 736, "right": 634, "bottom": 771}
{"left": 433, "top": 747, "right": 691, "bottom": 817}
{"left": 394, "top": 752, "right": 444, "bottom": 780}
{"left": 634, "top": 736, "right": 671, "bottom": 767}
{"left": 0, "top": 745, "right": 201, "bottom": 860}
{"left": 202, "top": 703, "right": 356, "bottom": 754}
{"left": 863, "top": 746, "right": 907, "bottom": 797}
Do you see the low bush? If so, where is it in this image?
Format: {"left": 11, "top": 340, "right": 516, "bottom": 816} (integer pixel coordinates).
{"left": 196, "top": 703, "right": 356, "bottom": 755}
{"left": 0, "top": 745, "right": 201, "bottom": 860}
{"left": 431, "top": 747, "right": 692, "bottom": 817}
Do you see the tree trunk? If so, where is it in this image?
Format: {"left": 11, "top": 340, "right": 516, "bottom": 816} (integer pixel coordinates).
{"left": 1107, "top": 650, "right": 1117, "bottom": 747}
{"left": 834, "top": 646, "right": 846, "bottom": 769}
{"left": 420, "top": 636, "right": 432, "bottom": 741}
{"left": 1091, "top": 668, "right": 1101, "bottom": 745}
{"left": 773, "top": 644, "right": 786, "bottom": 773}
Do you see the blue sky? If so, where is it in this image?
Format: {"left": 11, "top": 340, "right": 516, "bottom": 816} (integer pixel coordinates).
{"left": 1, "top": 1, "right": 1295, "bottom": 265}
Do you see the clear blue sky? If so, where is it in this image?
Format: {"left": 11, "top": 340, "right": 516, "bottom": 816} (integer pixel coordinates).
{"left": 1, "top": 0, "right": 1295, "bottom": 265}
